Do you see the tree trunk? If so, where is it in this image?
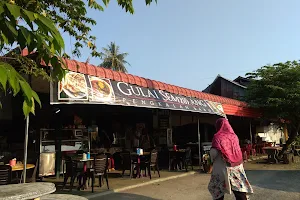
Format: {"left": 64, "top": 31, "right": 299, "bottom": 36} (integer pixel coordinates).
{"left": 280, "top": 124, "right": 299, "bottom": 156}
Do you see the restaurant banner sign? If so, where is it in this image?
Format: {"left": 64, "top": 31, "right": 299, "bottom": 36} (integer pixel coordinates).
{"left": 50, "top": 71, "right": 226, "bottom": 116}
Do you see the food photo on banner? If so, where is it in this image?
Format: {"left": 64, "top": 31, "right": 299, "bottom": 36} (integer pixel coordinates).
{"left": 89, "top": 76, "right": 115, "bottom": 102}
{"left": 58, "top": 71, "right": 89, "bottom": 100}
{"left": 51, "top": 71, "right": 225, "bottom": 117}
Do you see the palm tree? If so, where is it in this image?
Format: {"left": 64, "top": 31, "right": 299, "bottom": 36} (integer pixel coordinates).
{"left": 99, "top": 42, "right": 130, "bottom": 73}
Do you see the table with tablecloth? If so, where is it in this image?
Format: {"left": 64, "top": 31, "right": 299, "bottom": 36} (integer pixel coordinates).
{"left": 263, "top": 146, "right": 283, "bottom": 163}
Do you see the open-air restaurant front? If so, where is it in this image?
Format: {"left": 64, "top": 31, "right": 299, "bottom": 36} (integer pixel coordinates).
{"left": 0, "top": 59, "right": 268, "bottom": 198}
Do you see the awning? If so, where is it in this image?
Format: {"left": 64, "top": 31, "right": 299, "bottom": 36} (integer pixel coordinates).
{"left": 222, "top": 104, "right": 261, "bottom": 118}
{"left": 50, "top": 71, "right": 226, "bottom": 117}
{"left": 20, "top": 49, "right": 260, "bottom": 118}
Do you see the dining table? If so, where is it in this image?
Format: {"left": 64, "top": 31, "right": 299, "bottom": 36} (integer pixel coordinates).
{"left": 75, "top": 158, "right": 94, "bottom": 190}
{"left": 130, "top": 152, "right": 150, "bottom": 178}
{"left": 168, "top": 149, "right": 186, "bottom": 171}
{"left": 10, "top": 164, "right": 35, "bottom": 171}
{"left": 0, "top": 182, "right": 56, "bottom": 200}
{"left": 263, "top": 146, "right": 283, "bottom": 164}
{"left": 6, "top": 163, "right": 35, "bottom": 183}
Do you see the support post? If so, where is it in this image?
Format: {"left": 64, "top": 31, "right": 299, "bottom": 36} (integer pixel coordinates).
{"left": 198, "top": 118, "right": 202, "bottom": 170}
{"left": 23, "top": 75, "right": 31, "bottom": 183}
{"left": 250, "top": 121, "right": 253, "bottom": 144}
{"left": 54, "top": 110, "right": 62, "bottom": 180}
{"left": 23, "top": 116, "right": 29, "bottom": 183}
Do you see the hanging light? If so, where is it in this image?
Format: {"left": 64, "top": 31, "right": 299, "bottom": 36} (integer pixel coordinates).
{"left": 52, "top": 107, "right": 60, "bottom": 114}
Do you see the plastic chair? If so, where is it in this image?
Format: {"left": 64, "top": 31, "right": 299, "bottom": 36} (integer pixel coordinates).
{"left": 0, "top": 165, "right": 11, "bottom": 185}
{"left": 179, "top": 147, "right": 193, "bottom": 172}
{"left": 169, "top": 150, "right": 178, "bottom": 171}
{"left": 62, "top": 156, "right": 82, "bottom": 191}
{"left": 91, "top": 154, "right": 109, "bottom": 192}
{"left": 120, "top": 151, "right": 138, "bottom": 178}
{"left": 241, "top": 147, "right": 247, "bottom": 160}
{"left": 145, "top": 149, "right": 160, "bottom": 179}
{"left": 251, "top": 144, "right": 257, "bottom": 157}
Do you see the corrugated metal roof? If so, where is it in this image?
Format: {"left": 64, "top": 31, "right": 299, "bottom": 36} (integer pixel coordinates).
{"left": 20, "top": 49, "right": 260, "bottom": 117}
{"left": 203, "top": 74, "right": 247, "bottom": 94}
{"left": 222, "top": 104, "right": 261, "bottom": 118}
{"left": 63, "top": 59, "right": 247, "bottom": 106}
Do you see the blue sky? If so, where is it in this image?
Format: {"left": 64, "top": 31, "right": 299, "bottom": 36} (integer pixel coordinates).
{"left": 63, "top": 0, "right": 300, "bottom": 91}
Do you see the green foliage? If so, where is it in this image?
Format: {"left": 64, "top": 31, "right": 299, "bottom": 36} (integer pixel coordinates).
{"left": 246, "top": 61, "right": 300, "bottom": 122}
{"left": 0, "top": 1, "right": 65, "bottom": 116}
{"left": 245, "top": 61, "right": 300, "bottom": 143}
{"left": 117, "top": 0, "right": 157, "bottom": 14}
{"left": 0, "top": 62, "right": 41, "bottom": 116}
{"left": 16, "top": 0, "right": 158, "bottom": 58}
{"left": 292, "top": 135, "right": 300, "bottom": 145}
{"left": 0, "top": 0, "right": 157, "bottom": 116}
{"left": 100, "top": 42, "right": 130, "bottom": 73}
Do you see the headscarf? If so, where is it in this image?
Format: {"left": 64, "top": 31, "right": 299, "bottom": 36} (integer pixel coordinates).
{"left": 212, "top": 118, "right": 243, "bottom": 167}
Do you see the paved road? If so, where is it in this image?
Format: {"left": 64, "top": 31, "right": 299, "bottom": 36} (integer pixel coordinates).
{"left": 90, "top": 170, "right": 300, "bottom": 200}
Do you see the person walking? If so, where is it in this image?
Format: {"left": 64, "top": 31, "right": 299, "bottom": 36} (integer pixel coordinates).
{"left": 208, "top": 118, "right": 253, "bottom": 200}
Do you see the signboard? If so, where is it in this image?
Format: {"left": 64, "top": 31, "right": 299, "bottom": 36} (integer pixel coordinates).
{"left": 158, "top": 116, "right": 169, "bottom": 129}
{"left": 51, "top": 71, "right": 226, "bottom": 117}
{"left": 166, "top": 128, "right": 172, "bottom": 147}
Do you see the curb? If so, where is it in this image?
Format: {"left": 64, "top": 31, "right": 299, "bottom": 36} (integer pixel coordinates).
{"left": 85, "top": 171, "right": 196, "bottom": 199}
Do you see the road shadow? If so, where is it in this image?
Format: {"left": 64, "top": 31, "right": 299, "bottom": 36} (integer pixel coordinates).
{"left": 90, "top": 192, "right": 159, "bottom": 200}
{"left": 246, "top": 170, "right": 300, "bottom": 193}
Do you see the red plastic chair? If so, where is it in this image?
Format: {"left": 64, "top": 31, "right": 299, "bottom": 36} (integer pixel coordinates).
{"left": 251, "top": 144, "right": 257, "bottom": 157}
{"left": 242, "top": 144, "right": 256, "bottom": 160}
{"left": 246, "top": 144, "right": 251, "bottom": 158}
{"left": 241, "top": 147, "right": 248, "bottom": 160}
